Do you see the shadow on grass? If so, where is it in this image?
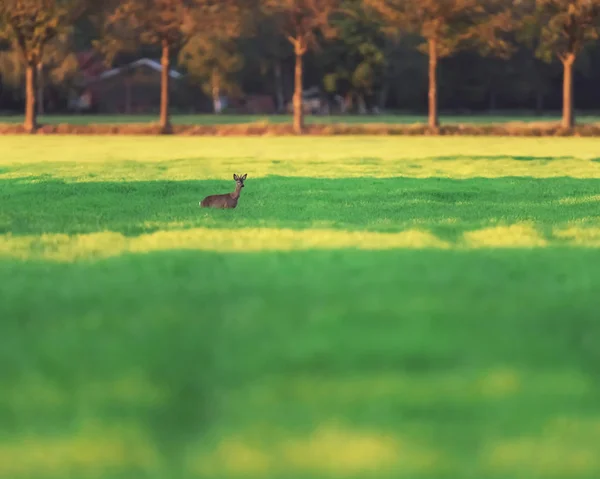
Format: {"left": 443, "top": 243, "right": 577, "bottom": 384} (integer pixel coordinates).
{"left": 2, "top": 248, "right": 600, "bottom": 377}
{"left": 2, "top": 176, "right": 600, "bottom": 237}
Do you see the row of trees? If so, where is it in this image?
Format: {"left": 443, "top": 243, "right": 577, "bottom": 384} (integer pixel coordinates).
{"left": 1, "top": 0, "right": 600, "bottom": 134}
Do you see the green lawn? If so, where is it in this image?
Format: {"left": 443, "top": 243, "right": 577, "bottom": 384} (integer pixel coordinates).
{"left": 2, "top": 111, "right": 600, "bottom": 125}
{"left": 2, "top": 136, "right": 600, "bottom": 479}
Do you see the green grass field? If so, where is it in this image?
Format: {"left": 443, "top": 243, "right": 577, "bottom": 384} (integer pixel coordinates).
{"left": 2, "top": 111, "right": 600, "bottom": 125}
{"left": 2, "top": 136, "right": 600, "bottom": 479}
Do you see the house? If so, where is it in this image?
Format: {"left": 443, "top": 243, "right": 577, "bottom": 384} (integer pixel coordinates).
{"left": 73, "top": 55, "right": 201, "bottom": 114}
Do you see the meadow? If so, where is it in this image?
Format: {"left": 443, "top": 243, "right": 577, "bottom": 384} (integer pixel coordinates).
{"left": 1, "top": 135, "right": 600, "bottom": 479}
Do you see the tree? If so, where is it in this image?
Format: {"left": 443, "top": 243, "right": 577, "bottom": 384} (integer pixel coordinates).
{"left": 520, "top": 0, "right": 600, "bottom": 128}
{"left": 240, "top": 8, "right": 290, "bottom": 112}
{"left": 0, "top": 32, "right": 81, "bottom": 115}
{"left": 317, "top": 0, "right": 387, "bottom": 113}
{"left": 0, "top": 0, "right": 88, "bottom": 132}
{"left": 502, "top": 43, "right": 558, "bottom": 114}
{"left": 100, "top": 0, "right": 243, "bottom": 132}
{"left": 262, "top": 0, "right": 341, "bottom": 134}
{"left": 321, "top": 2, "right": 387, "bottom": 113}
{"left": 38, "top": 33, "right": 82, "bottom": 114}
{"left": 364, "top": 0, "right": 513, "bottom": 129}
{"left": 179, "top": 35, "right": 243, "bottom": 113}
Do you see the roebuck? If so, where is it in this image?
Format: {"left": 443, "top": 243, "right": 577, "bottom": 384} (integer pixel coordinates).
{"left": 200, "top": 173, "right": 247, "bottom": 209}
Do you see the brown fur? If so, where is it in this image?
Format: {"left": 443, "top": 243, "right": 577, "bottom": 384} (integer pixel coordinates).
{"left": 200, "top": 173, "right": 247, "bottom": 209}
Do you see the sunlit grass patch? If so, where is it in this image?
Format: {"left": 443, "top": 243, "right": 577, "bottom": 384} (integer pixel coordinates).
{"left": 3, "top": 155, "right": 600, "bottom": 183}
{"left": 463, "top": 224, "right": 548, "bottom": 248}
{"left": 3, "top": 136, "right": 600, "bottom": 181}
{"left": 190, "top": 424, "right": 442, "bottom": 477}
{"left": 0, "top": 228, "right": 451, "bottom": 261}
{"left": 557, "top": 194, "right": 600, "bottom": 205}
{"left": 554, "top": 226, "right": 600, "bottom": 247}
{"left": 0, "top": 425, "right": 159, "bottom": 478}
{"left": 5, "top": 223, "right": 600, "bottom": 261}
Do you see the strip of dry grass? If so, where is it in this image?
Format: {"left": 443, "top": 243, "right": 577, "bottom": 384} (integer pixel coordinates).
{"left": 3, "top": 121, "right": 600, "bottom": 136}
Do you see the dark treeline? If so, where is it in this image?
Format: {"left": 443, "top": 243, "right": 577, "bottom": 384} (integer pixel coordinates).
{"left": 1, "top": 0, "right": 600, "bottom": 133}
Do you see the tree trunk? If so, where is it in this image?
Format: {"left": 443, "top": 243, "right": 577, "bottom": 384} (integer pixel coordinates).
{"left": 24, "top": 63, "right": 37, "bottom": 133}
{"left": 562, "top": 54, "right": 575, "bottom": 129}
{"left": 274, "top": 61, "right": 285, "bottom": 113}
{"left": 428, "top": 38, "right": 439, "bottom": 130}
{"left": 293, "top": 43, "right": 304, "bottom": 135}
{"left": 160, "top": 39, "right": 171, "bottom": 133}
{"left": 37, "top": 62, "right": 44, "bottom": 116}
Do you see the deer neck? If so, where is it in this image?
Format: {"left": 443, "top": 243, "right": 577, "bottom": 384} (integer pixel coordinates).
{"left": 231, "top": 184, "right": 242, "bottom": 200}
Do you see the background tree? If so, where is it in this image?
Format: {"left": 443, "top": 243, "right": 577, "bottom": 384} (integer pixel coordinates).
{"left": 262, "top": 0, "right": 341, "bottom": 134}
{"left": 520, "top": 0, "right": 600, "bottom": 128}
{"left": 241, "top": 8, "right": 290, "bottom": 112}
{"left": 364, "top": 0, "right": 513, "bottom": 129}
{"left": 0, "top": 0, "right": 88, "bottom": 132}
{"left": 100, "top": 0, "right": 242, "bottom": 132}
{"left": 0, "top": 32, "right": 80, "bottom": 115}
{"left": 510, "top": 44, "right": 558, "bottom": 114}
{"left": 38, "top": 33, "right": 81, "bottom": 114}
{"left": 0, "top": 46, "right": 25, "bottom": 107}
{"left": 99, "top": 0, "right": 193, "bottom": 133}
{"left": 321, "top": 2, "right": 386, "bottom": 113}
{"left": 179, "top": 35, "right": 243, "bottom": 113}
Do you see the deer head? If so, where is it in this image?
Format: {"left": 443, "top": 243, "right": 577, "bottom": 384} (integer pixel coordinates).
{"left": 233, "top": 173, "right": 247, "bottom": 188}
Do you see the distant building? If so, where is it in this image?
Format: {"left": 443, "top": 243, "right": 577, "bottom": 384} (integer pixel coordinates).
{"left": 73, "top": 54, "right": 201, "bottom": 114}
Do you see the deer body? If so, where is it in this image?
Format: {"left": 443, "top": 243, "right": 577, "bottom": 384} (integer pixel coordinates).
{"left": 200, "top": 173, "right": 247, "bottom": 209}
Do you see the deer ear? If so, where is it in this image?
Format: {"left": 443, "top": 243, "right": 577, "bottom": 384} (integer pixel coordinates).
{"left": 241, "top": 174, "right": 247, "bottom": 180}
{"left": 233, "top": 174, "right": 238, "bottom": 181}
